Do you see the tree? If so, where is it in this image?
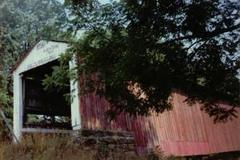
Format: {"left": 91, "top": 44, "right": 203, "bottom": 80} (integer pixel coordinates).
{"left": 62, "top": 0, "right": 240, "bottom": 122}
{"left": 0, "top": 0, "right": 69, "bottom": 138}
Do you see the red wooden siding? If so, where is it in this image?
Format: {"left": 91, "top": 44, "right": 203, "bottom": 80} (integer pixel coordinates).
{"left": 80, "top": 92, "right": 240, "bottom": 156}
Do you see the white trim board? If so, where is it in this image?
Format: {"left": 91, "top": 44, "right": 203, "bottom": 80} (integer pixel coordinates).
{"left": 14, "top": 40, "right": 69, "bottom": 74}
{"left": 21, "top": 128, "right": 74, "bottom": 134}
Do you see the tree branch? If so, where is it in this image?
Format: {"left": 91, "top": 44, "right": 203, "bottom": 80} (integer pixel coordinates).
{"left": 160, "top": 23, "right": 240, "bottom": 45}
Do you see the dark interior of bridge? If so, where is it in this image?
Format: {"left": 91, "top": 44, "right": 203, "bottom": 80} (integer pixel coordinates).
{"left": 22, "top": 60, "right": 71, "bottom": 129}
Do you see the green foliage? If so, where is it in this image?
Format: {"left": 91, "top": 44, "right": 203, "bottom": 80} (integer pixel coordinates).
{"left": 0, "top": 0, "right": 69, "bottom": 137}
{"left": 42, "top": 52, "right": 76, "bottom": 104}
{"left": 64, "top": 0, "right": 240, "bottom": 121}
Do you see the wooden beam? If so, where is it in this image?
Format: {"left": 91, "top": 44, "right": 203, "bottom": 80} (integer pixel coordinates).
{"left": 0, "top": 107, "right": 19, "bottom": 143}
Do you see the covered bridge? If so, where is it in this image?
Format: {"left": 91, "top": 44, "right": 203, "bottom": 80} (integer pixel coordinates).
{"left": 13, "top": 40, "right": 240, "bottom": 158}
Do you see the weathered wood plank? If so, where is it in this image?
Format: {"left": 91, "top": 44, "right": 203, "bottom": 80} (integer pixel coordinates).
{"left": 80, "top": 92, "right": 240, "bottom": 156}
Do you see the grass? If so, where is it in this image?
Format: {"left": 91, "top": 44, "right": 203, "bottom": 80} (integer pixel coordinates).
{"left": 0, "top": 134, "right": 148, "bottom": 160}
{"left": 0, "top": 135, "right": 239, "bottom": 160}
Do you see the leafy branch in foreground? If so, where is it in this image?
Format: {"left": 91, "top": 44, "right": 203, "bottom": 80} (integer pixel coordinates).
{"left": 61, "top": 0, "right": 240, "bottom": 122}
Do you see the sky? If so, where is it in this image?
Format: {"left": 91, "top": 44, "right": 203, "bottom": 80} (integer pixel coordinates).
{"left": 57, "top": 0, "right": 111, "bottom": 4}
{"left": 99, "top": 0, "right": 111, "bottom": 4}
